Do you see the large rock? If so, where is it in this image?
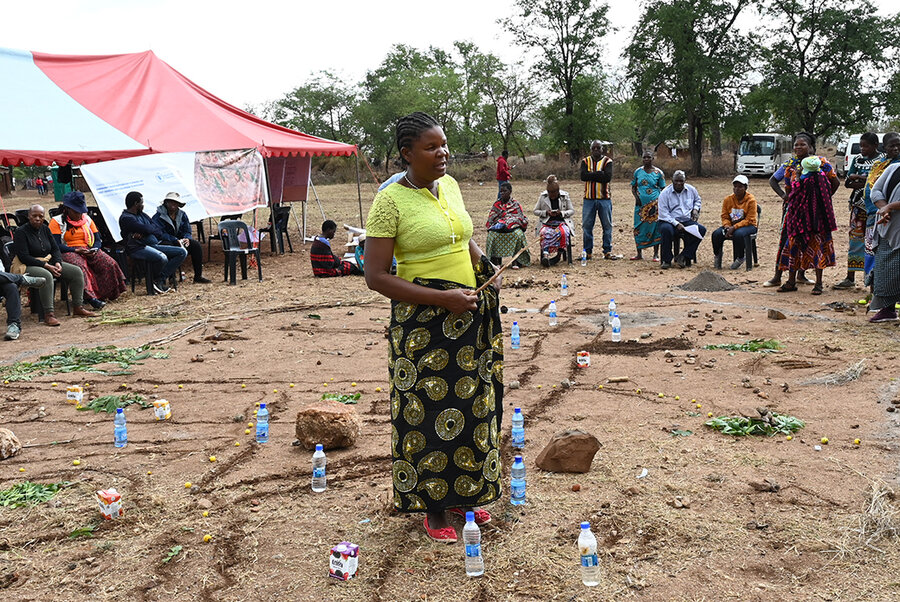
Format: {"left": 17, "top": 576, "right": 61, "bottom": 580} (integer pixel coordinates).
{"left": 0, "top": 428, "right": 22, "bottom": 460}
{"left": 535, "top": 429, "right": 601, "bottom": 473}
{"left": 295, "top": 400, "right": 361, "bottom": 450}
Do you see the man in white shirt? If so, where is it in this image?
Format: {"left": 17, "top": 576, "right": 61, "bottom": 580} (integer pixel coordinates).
{"left": 657, "top": 170, "right": 706, "bottom": 268}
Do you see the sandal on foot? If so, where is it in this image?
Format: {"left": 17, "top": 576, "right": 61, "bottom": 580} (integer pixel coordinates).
{"left": 423, "top": 517, "right": 457, "bottom": 543}
{"left": 811, "top": 285, "right": 823, "bottom": 295}
{"left": 448, "top": 508, "right": 492, "bottom": 525}
{"left": 762, "top": 279, "right": 782, "bottom": 287}
{"left": 629, "top": 255, "right": 643, "bottom": 261}
{"left": 776, "top": 283, "right": 798, "bottom": 293}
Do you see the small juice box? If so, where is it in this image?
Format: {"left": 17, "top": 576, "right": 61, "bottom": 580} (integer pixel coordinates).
{"left": 329, "top": 542, "right": 359, "bottom": 580}
{"left": 576, "top": 351, "right": 591, "bottom": 368}
{"left": 66, "top": 385, "right": 83, "bottom": 406}
{"left": 153, "top": 399, "right": 171, "bottom": 421}
{"left": 97, "top": 489, "right": 123, "bottom": 520}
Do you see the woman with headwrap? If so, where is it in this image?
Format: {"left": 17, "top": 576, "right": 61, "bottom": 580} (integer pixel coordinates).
{"left": 767, "top": 133, "right": 839, "bottom": 291}
{"left": 49, "top": 191, "right": 126, "bottom": 307}
{"left": 484, "top": 182, "right": 530, "bottom": 268}
{"left": 630, "top": 151, "right": 664, "bottom": 260}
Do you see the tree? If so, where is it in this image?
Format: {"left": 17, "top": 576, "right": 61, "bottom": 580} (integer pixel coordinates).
{"left": 483, "top": 63, "right": 539, "bottom": 157}
{"left": 625, "top": 0, "right": 756, "bottom": 175}
{"left": 756, "top": 0, "right": 900, "bottom": 141}
{"left": 268, "top": 71, "right": 358, "bottom": 142}
{"left": 507, "top": 0, "right": 610, "bottom": 162}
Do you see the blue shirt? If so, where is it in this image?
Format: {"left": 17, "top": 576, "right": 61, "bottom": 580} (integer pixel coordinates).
{"left": 378, "top": 172, "right": 405, "bottom": 192}
{"left": 657, "top": 183, "right": 702, "bottom": 226}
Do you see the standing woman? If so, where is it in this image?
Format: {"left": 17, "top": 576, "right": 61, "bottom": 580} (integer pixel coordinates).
{"left": 766, "top": 133, "right": 839, "bottom": 288}
{"left": 834, "top": 132, "right": 882, "bottom": 289}
{"left": 862, "top": 133, "right": 900, "bottom": 284}
{"left": 365, "top": 112, "right": 503, "bottom": 543}
{"left": 630, "top": 151, "right": 665, "bottom": 260}
{"left": 867, "top": 157, "right": 900, "bottom": 322}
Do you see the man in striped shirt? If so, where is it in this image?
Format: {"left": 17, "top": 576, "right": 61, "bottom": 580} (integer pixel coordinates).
{"left": 580, "top": 141, "right": 615, "bottom": 259}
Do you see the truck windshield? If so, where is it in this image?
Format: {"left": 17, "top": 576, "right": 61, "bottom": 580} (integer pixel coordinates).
{"left": 739, "top": 137, "right": 776, "bottom": 156}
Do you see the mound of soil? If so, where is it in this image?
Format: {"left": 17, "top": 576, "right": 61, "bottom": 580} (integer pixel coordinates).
{"left": 678, "top": 270, "right": 737, "bottom": 292}
{"left": 584, "top": 335, "right": 694, "bottom": 357}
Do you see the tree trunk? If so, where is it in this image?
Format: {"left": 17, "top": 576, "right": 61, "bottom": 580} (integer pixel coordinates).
{"left": 689, "top": 115, "right": 703, "bottom": 177}
{"left": 565, "top": 95, "right": 580, "bottom": 164}
{"left": 711, "top": 122, "right": 722, "bottom": 156}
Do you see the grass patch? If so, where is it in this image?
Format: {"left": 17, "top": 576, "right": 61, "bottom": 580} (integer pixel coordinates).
{"left": 0, "top": 345, "right": 168, "bottom": 382}
{"left": 0, "top": 481, "right": 69, "bottom": 508}
{"left": 321, "top": 392, "right": 361, "bottom": 404}
{"left": 703, "top": 339, "right": 783, "bottom": 353}
{"left": 77, "top": 393, "right": 151, "bottom": 413}
{"left": 705, "top": 412, "right": 804, "bottom": 436}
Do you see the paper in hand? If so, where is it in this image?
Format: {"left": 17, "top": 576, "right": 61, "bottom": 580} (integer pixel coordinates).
{"left": 683, "top": 224, "right": 705, "bottom": 240}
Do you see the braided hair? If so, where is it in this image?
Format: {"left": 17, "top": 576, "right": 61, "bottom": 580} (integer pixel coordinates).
{"left": 794, "top": 131, "right": 816, "bottom": 150}
{"left": 396, "top": 112, "right": 440, "bottom": 165}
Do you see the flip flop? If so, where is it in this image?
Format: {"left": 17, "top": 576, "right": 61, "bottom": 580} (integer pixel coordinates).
{"left": 448, "top": 507, "right": 492, "bottom": 525}
{"left": 423, "top": 517, "right": 457, "bottom": 543}
{"left": 811, "top": 285, "right": 823, "bottom": 295}
{"left": 762, "top": 279, "right": 782, "bottom": 287}
{"left": 629, "top": 256, "right": 643, "bottom": 261}
{"left": 776, "top": 284, "right": 798, "bottom": 293}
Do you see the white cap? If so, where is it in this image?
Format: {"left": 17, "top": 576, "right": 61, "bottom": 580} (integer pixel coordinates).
{"left": 732, "top": 175, "right": 749, "bottom": 186}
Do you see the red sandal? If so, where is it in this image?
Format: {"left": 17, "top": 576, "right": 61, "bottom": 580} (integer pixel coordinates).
{"left": 423, "top": 517, "right": 457, "bottom": 543}
{"left": 448, "top": 508, "right": 492, "bottom": 525}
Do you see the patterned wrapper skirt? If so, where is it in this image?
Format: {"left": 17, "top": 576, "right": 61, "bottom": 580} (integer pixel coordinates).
{"left": 633, "top": 200, "right": 660, "bottom": 250}
{"left": 61, "top": 250, "right": 126, "bottom": 301}
{"left": 777, "top": 232, "right": 836, "bottom": 271}
{"left": 848, "top": 207, "right": 866, "bottom": 272}
{"left": 485, "top": 229, "right": 531, "bottom": 266}
{"left": 873, "top": 243, "right": 900, "bottom": 305}
{"left": 388, "top": 259, "right": 504, "bottom": 512}
{"left": 539, "top": 221, "right": 570, "bottom": 256}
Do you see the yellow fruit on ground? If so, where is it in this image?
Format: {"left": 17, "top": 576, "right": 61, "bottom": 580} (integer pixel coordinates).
{"left": 235, "top": 442, "right": 240, "bottom": 446}
{"left": 248, "top": 423, "right": 254, "bottom": 428}
{"left": 178, "top": 385, "right": 184, "bottom": 389}
{"left": 273, "top": 389, "right": 278, "bottom": 393}
{"left": 202, "top": 511, "right": 209, "bottom": 517}
{"left": 552, "top": 384, "right": 557, "bottom": 388}
{"left": 73, "top": 459, "right": 81, "bottom": 466}
{"left": 51, "top": 382, "right": 58, "bottom": 387}
{"left": 184, "top": 482, "right": 192, "bottom": 488}
{"left": 786, "top": 435, "right": 793, "bottom": 441}
{"left": 636, "top": 388, "right": 642, "bottom": 394}
{"left": 854, "top": 439, "right": 861, "bottom": 445}
{"left": 19, "top": 468, "right": 24, "bottom": 472}
{"left": 330, "top": 377, "right": 334, "bottom": 381}
{"left": 675, "top": 396, "right": 680, "bottom": 400}
{"left": 209, "top": 456, "right": 217, "bottom": 462}
{"left": 858, "top": 299, "right": 867, "bottom": 305}
{"left": 597, "top": 385, "right": 603, "bottom": 389}
{"left": 821, "top": 437, "right": 829, "bottom": 444}
{"left": 121, "top": 383, "right": 127, "bottom": 388}
{"left": 241, "top": 384, "right": 246, "bottom": 388}
{"left": 537, "top": 385, "right": 542, "bottom": 389}
{"left": 148, "top": 471, "right": 153, "bottom": 475}
{"left": 658, "top": 393, "right": 664, "bottom": 398}
{"left": 375, "top": 387, "right": 382, "bottom": 392}
{"left": 289, "top": 383, "right": 295, "bottom": 388}
{"left": 351, "top": 382, "right": 357, "bottom": 387}
{"left": 691, "top": 399, "right": 696, "bottom": 403}
{"left": 3, "top": 380, "right": 8, "bottom": 384}
{"left": 154, "top": 385, "right": 159, "bottom": 388}
{"left": 323, "top": 383, "right": 328, "bottom": 388}
{"left": 707, "top": 412, "right": 713, "bottom": 418}
{"left": 245, "top": 429, "right": 251, "bottom": 435}
{"left": 203, "top": 534, "right": 212, "bottom": 542}
{"left": 696, "top": 404, "right": 702, "bottom": 409}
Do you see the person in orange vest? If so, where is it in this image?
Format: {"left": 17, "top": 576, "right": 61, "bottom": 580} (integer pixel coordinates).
{"left": 580, "top": 141, "right": 615, "bottom": 259}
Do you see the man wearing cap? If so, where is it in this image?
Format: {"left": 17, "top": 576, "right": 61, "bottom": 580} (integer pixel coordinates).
{"left": 657, "top": 170, "right": 705, "bottom": 268}
{"left": 711, "top": 175, "right": 758, "bottom": 270}
{"left": 119, "top": 191, "right": 187, "bottom": 293}
{"left": 152, "top": 192, "right": 210, "bottom": 284}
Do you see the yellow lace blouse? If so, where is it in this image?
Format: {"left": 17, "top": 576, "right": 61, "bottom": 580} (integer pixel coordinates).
{"left": 365, "top": 175, "right": 476, "bottom": 287}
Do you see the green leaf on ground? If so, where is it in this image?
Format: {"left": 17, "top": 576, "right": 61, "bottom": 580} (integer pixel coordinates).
{"left": 0, "top": 481, "right": 69, "bottom": 508}
{"left": 702, "top": 339, "right": 783, "bottom": 353}
{"left": 77, "top": 394, "right": 151, "bottom": 413}
{"left": 321, "top": 393, "right": 361, "bottom": 404}
{"left": 162, "top": 545, "right": 183, "bottom": 564}
{"left": 704, "top": 412, "right": 805, "bottom": 437}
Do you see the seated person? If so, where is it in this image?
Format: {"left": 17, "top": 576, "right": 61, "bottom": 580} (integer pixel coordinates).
{"left": 485, "top": 182, "right": 530, "bottom": 269}
{"left": 658, "top": 170, "right": 706, "bottom": 269}
{"left": 50, "top": 191, "right": 126, "bottom": 308}
{"left": 311, "top": 220, "right": 361, "bottom": 277}
{"left": 152, "top": 191, "right": 211, "bottom": 283}
{"left": 533, "top": 175, "right": 575, "bottom": 266}
{"left": 0, "top": 271, "right": 45, "bottom": 340}
{"left": 12, "top": 204, "right": 99, "bottom": 326}
{"left": 353, "top": 234, "right": 366, "bottom": 274}
{"left": 119, "top": 191, "right": 188, "bottom": 293}
{"left": 711, "top": 175, "right": 758, "bottom": 270}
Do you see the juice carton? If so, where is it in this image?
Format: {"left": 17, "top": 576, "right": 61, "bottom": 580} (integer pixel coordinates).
{"left": 97, "top": 489, "right": 123, "bottom": 520}
{"left": 66, "top": 385, "right": 83, "bottom": 406}
{"left": 329, "top": 541, "right": 359, "bottom": 580}
{"left": 576, "top": 351, "right": 591, "bottom": 368}
{"left": 153, "top": 399, "right": 171, "bottom": 421}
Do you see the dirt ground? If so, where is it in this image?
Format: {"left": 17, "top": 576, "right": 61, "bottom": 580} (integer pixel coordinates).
{"left": 2, "top": 175, "right": 900, "bottom": 601}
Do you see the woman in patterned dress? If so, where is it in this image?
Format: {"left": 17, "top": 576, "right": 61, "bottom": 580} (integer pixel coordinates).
{"left": 484, "top": 182, "right": 530, "bottom": 268}
{"left": 630, "top": 151, "right": 665, "bottom": 260}
{"left": 364, "top": 112, "right": 503, "bottom": 543}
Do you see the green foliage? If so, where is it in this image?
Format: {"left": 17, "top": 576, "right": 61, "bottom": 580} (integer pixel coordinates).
{"left": 267, "top": 70, "right": 359, "bottom": 142}
{"left": 321, "top": 393, "right": 361, "bottom": 405}
{"left": 77, "top": 394, "right": 150, "bottom": 414}
{"left": 703, "top": 339, "right": 783, "bottom": 353}
{"left": 756, "top": 0, "right": 900, "bottom": 140}
{"left": 0, "top": 481, "right": 68, "bottom": 508}
{"left": 0, "top": 345, "right": 167, "bottom": 382}
{"left": 705, "top": 413, "right": 805, "bottom": 436}
{"left": 162, "top": 545, "right": 183, "bottom": 564}
{"left": 69, "top": 525, "right": 98, "bottom": 539}
{"left": 671, "top": 429, "right": 694, "bottom": 437}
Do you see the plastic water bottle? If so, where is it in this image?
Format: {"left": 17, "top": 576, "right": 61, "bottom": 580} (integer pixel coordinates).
{"left": 561, "top": 273, "right": 569, "bottom": 296}
{"left": 113, "top": 408, "right": 127, "bottom": 448}
{"left": 608, "top": 299, "right": 616, "bottom": 325}
{"left": 255, "top": 403, "right": 269, "bottom": 444}
{"left": 511, "top": 407, "right": 524, "bottom": 449}
{"left": 611, "top": 313, "right": 621, "bottom": 342}
{"left": 463, "top": 511, "right": 484, "bottom": 577}
{"left": 510, "top": 321, "right": 520, "bottom": 350}
{"left": 548, "top": 300, "right": 558, "bottom": 326}
{"left": 312, "top": 444, "right": 327, "bottom": 492}
{"left": 581, "top": 250, "right": 587, "bottom": 266}
{"left": 578, "top": 522, "right": 600, "bottom": 586}
{"left": 511, "top": 455, "right": 526, "bottom": 505}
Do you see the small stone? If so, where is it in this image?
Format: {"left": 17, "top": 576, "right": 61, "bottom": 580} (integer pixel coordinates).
{"left": 767, "top": 309, "right": 787, "bottom": 320}
{"left": 535, "top": 429, "right": 601, "bottom": 473}
{"left": 250, "top": 499, "right": 260, "bottom": 506}
{"left": 0, "top": 428, "right": 22, "bottom": 459}
{"left": 571, "top": 483, "right": 581, "bottom": 492}
{"left": 272, "top": 553, "right": 284, "bottom": 560}
{"left": 640, "top": 332, "right": 651, "bottom": 339}
{"left": 198, "top": 499, "right": 213, "bottom": 510}
{"left": 685, "top": 358, "right": 696, "bottom": 365}
{"left": 624, "top": 486, "right": 641, "bottom": 496}
{"left": 508, "top": 380, "right": 520, "bottom": 389}
{"left": 664, "top": 350, "right": 676, "bottom": 358}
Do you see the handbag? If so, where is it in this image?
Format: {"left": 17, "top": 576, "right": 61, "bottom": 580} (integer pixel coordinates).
{"left": 10, "top": 254, "right": 52, "bottom": 275}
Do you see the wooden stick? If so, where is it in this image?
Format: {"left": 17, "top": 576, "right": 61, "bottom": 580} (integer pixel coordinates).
{"left": 606, "top": 376, "right": 630, "bottom": 383}
{"left": 474, "top": 248, "right": 526, "bottom": 295}
{"left": 23, "top": 439, "right": 75, "bottom": 448}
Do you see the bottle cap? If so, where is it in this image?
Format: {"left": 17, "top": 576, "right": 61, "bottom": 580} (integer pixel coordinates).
{"left": 259, "top": 402, "right": 266, "bottom": 409}
{"left": 610, "top": 298, "right": 615, "bottom": 302}
{"left": 581, "top": 521, "right": 590, "bottom": 529}
{"left": 466, "top": 511, "right": 475, "bottom": 522}
{"left": 513, "top": 321, "right": 517, "bottom": 325}
{"left": 614, "top": 313, "right": 619, "bottom": 317}
{"left": 116, "top": 408, "right": 123, "bottom": 414}
{"left": 514, "top": 407, "right": 521, "bottom": 413}
{"left": 514, "top": 455, "right": 523, "bottom": 462}
{"left": 315, "top": 444, "right": 323, "bottom": 451}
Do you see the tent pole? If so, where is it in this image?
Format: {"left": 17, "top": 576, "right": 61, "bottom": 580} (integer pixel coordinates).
{"left": 355, "top": 152, "right": 363, "bottom": 228}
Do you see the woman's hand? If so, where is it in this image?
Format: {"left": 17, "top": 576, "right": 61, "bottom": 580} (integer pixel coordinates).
{"left": 442, "top": 289, "right": 478, "bottom": 314}
{"left": 46, "top": 263, "right": 62, "bottom": 277}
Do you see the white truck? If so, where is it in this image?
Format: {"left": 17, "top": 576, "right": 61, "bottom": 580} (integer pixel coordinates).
{"left": 736, "top": 133, "right": 793, "bottom": 176}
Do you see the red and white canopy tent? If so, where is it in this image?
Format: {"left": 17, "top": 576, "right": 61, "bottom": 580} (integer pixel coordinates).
{"left": 0, "top": 47, "right": 361, "bottom": 231}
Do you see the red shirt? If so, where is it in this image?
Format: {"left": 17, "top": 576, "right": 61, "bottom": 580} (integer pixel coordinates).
{"left": 496, "top": 156, "right": 510, "bottom": 181}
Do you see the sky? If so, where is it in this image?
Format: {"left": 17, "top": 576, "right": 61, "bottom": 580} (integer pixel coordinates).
{"left": 4, "top": 0, "right": 637, "bottom": 109}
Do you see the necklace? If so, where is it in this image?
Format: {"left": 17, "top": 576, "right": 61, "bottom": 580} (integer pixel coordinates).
{"left": 405, "top": 171, "right": 457, "bottom": 245}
